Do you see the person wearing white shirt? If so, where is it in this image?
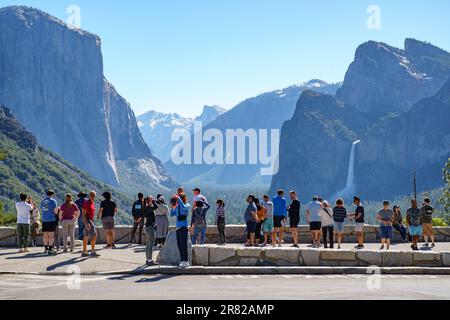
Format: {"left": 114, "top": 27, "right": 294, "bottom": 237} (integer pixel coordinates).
{"left": 15, "top": 193, "right": 33, "bottom": 253}
{"left": 319, "top": 201, "right": 334, "bottom": 249}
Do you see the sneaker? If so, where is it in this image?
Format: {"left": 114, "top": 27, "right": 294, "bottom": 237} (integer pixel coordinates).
{"left": 424, "top": 243, "right": 429, "bottom": 247}
{"left": 44, "top": 248, "right": 49, "bottom": 254}
{"left": 48, "top": 249, "right": 57, "bottom": 255}
{"left": 63, "top": 249, "right": 68, "bottom": 253}
{"left": 431, "top": 243, "right": 435, "bottom": 248}
{"left": 81, "top": 252, "right": 90, "bottom": 257}
{"left": 356, "top": 245, "right": 365, "bottom": 250}
{"left": 112, "top": 244, "right": 117, "bottom": 249}
{"left": 104, "top": 244, "right": 112, "bottom": 249}
{"left": 146, "top": 259, "right": 155, "bottom": 266}
{"left": 379, "top": 246, "right": 385, "bottom": 250}
{"left": 413, "top": 246, "right": 419, "bottom": 251}
{"left": 291, "top": 244, "right": 299, "bottom": 248}
{"left": 90, "top": 252, "right": 100, "bottom": 258}
{"left": 182, "top": 261, "right": 190, "bottom": 268}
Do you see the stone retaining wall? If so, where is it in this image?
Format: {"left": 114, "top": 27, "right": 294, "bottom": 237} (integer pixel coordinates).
{"left": 192, "top": 245, "right": 450, "bottom": 268}
{"left": 1, "top": 225, "right": 450, "bottom": 247}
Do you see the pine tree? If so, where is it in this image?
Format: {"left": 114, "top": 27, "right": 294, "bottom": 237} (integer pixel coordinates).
{"left": 439, "top": 158, "right": 450, "bottom": 219}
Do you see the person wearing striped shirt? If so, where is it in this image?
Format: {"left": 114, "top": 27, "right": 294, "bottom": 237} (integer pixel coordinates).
{"left": 333, "top": 198, "right": 347, "bottom": 249}
{"left": 215, "top": 200, "right": 226, "bottom": 245}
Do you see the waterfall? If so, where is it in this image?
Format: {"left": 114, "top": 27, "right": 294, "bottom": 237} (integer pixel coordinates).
{"left": 331, "top": 140, "right": 360, "bottom": 201}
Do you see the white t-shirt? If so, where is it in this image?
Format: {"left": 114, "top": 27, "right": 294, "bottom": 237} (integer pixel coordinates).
{"left": 16, "top": 202, "right": 33, "bottom": 224}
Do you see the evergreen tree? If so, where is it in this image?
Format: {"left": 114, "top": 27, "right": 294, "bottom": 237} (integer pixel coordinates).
{"left": 439, "top": 158, "right": 450, "bottom": 220}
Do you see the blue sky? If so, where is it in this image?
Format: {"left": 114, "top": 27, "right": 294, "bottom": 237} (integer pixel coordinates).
{"left": 1, "top": 0, "right": 449, "bottom": 117}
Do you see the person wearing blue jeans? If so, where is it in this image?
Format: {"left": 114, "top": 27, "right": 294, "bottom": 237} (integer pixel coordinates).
{"left": 377, "top": 201, "right": 394, "bottom": 250}
{"left": 170, "top": 193, "right": 191, "bottom": 268}
{"left": 75, "top": 192, "right": 87, "bottom": 241}
{"left": 191, "top": 201, "right": 210, "bottom": 245}
{"left": 393, "top": 205, "right": 407, "bottom": 243}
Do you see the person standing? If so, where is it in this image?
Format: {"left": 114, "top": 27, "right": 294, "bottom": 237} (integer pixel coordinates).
{"left": 75, "top": 192, "right": 87, "bottom": 241}
{"left": 244, "top": 195, "right": 258, "bottom": 247}
{"left": 15, "top": 193, "right": 33, "bottom": 253}
{"left": 406, "top": 198, "right": 422, "bottom": 251}
{"left": 254, "top": 198, "right": 266, "bottom": 244}
{"left": 192, "top": 200, "right": 210, "bottom": 245}
{"left": 155, "top": 195, "right": 170, "bottom": 248}
{"left": 352, "top": 196, "right": 365, "bottom": 249}
{"left": 261, "top": 195, "right": 275, "bottom": 247}
{"left": 392, "top": 205, "right": 408, "bottom": 243}
{"left": 81, "top": 191, "right": 99, "bottom": 257}
{"left": 40, "top": 190, "right": 58, "bottom": 255}
{"left": 376, "top": 201, "right": 394, "bottom": 250}
{"left": 272, "top": 190, "right": 287, "bottom": 247}
{"left": 130, "top": 193, "right": 145, "bottom": 245}
{"left": 59, "top": 193, "right": 80, "bottom": 253}
{"left": 191, "top": 188, "right": 207, "bottom": 230}
{"left": 333, "top": 198, "right": 347, "bottom": 249}
{"left": 319, "top": 201, "right": 334, "bottom": 249}
{"left": 143, "top": 196, "right": 158, "bottom": 265}
{"left": 98, "top": 192, "right": 118, "bottom": 249}
{"left": 27, "top": 196, "right": 41, "bottom": 248}
{"left": 306, "top": 196, "right": 322, "bottom": 248}
{"left": 421, "top": 198, "right": 435, "bottom": 248}
{"left": 288, "top": 191, "right": 301, "bottom": 248}
{"left": 170, "top": 193, "right": 191, "bottom": 268}
{"left": 215, "top": 200, "right": 226, "bottom": 246}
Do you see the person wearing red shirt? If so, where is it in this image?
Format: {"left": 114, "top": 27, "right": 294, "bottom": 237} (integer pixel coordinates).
{"left": 81, "top": 191, "right": 99, "bottom": 257}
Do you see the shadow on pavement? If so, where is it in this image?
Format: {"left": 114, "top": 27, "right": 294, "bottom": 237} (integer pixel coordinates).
{"left": 135, "top": 275, "right": 178, "bottom": 283}
{"left": 46, "top": 257, "right": 88, "bottom": 271}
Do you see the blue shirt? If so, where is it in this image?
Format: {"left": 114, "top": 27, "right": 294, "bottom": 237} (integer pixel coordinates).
{"left": 170, "top": 198, "right": 191, "bottom": 229}
{"left": 40, "top": 197, "right": 57, "bottom": 222}
{"left": 272, "top": 196, "right": 287, "bottom": 217}
{"left": 307, "top": 201, "right": 322, "bottom": 222}
{"left": 244, "top": 203, "right": 257, "bottom": 223}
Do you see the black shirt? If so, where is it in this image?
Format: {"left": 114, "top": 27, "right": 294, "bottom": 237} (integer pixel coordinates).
{"left": 144, "top": 201, "right": 158, "bottom": 227}
{"left": 288, "top": 199, "right": 300, "bottom": 218}
{"left": 132, "top": 200, "right": 144, "bottom": 219}
{"left": 355, "top": 205, "right": 365, "bottom": 223}
{"left": 101, "top": 200, "right": 117, "bottom": 218}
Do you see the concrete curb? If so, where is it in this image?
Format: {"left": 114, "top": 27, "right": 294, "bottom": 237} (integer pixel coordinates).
{"left": 3, "top": 266, "right": 450, "bottom": 276}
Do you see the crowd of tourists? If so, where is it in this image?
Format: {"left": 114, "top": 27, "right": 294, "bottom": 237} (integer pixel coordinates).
{"left": 242, "top": 190, "right": 436, "bottom": 252}
{"left": 14, "top": 187, "right": 437, "bottom": 268}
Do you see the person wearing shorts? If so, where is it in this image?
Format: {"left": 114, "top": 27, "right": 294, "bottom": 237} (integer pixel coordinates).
{"left": 406, "top": 198, "right": 422, "bottom": 251}
{"left": 307, "top": 196, "right": 322, "bottom": 248}
{"left": 82, "top": 191, "right": 99, "bottom": 257}
{"left": 351, "top": 196, "right": 365, "bottom": 249}
{"left": 377, "top": 201, "right": 394, "bottom": 250}
{"left": 421, "top": 198, "right": 435, "bottom": 248}
{"left": 333, "top": 199, "right": 347, "bottom": 249}
{"left": 288, "top": 191, "right": 301, "bottom": 248}
{"left": 40, "top": 190, "right": 58, "bottom": 255}
{"left": 272, "top": 190, "right": 287, "bottom": 247}
{"left": 98, "top": 191, "right": 118, "bottom": 249}
{"left": 261, "top": 195, "right": 275, "bottom": 246}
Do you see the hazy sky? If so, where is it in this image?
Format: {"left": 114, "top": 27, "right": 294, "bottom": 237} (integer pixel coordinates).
{"left": 1, "top": 0, "right": 449, "bottom": 117}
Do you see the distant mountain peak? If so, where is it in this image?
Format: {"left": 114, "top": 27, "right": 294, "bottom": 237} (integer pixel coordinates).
{"left": 0, "top": 5, "right": 101, "bottom": 43}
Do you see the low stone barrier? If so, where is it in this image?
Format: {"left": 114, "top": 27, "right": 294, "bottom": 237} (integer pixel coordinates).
{"left": 192, "top": 245, "right": 450, "bottom": 268}
{"left": 1, "top": 225, "right": 450, "bottom": 247}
